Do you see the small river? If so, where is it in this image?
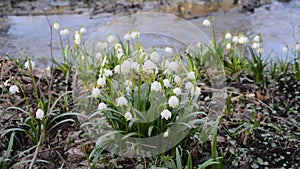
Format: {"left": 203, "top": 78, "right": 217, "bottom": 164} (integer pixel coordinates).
{"left": 1, "top": 0, "right": 299, "bottom": 66}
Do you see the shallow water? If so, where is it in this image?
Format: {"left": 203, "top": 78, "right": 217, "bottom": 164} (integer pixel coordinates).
{"left": 1, "top": 0, "right": 300, "bottom": 66}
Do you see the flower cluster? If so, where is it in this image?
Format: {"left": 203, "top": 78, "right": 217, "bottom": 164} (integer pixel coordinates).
{"left": 88, "top": 30, "right": 202, "bottom": 137}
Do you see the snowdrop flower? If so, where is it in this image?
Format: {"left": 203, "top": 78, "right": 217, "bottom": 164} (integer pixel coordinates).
{"left": 203, "top": 19, "right": 211, "bottom": 27}
{"left": 36, "top": 109, "right": 44, "bottom": 119}
{"left": 125, "top": 80, "right": 132, "bottom": 87}
{"left": 282, "top": 46, "right": 288, "bottom": 53}
{"left": 161, "top": 109, "right": 172, "bottom": 120}
{"left": 130, "top": 31, "right": 140, "bottom": 39}
{"left": 80, "top": 27, "right": 87, "bottom": 34}
{"left": 167, "top": 61, "right": 179, "bottom": 71}
{"left": 165, "top": 47, "right": 173, "bottom": 55}
{"left": 168, "top": 96, "right": 179, "bottom": 108}
{"left": 114, "top": 65, "right": 121, "bottom": 74}
{"left": 163, "top": 130, "right": 169, "bottom": 137}
{"left": 174, "top": 75, "right": 181, "bottom": 84}
{"left": 114, "top": 43, "right": 122, "bottom": 49}
{"left": 226, "top": 43, "right": 231, "bottom": 49}
{"left": 143, "top": 60, "right": 158, "bottom": 74}
{"left": 60, "top": 28, "right": 69, "bottom": 36}
{"left": 252, "top": 42, "right": 260, "bottom": 49}
{"left": 150, "top": 51, "right": 160, "bottom": 63}
{"left": 104, "top": 69, "right": 113, "bottom": 77}
{"left": 121, "top": 60, "right": 132, "bottom": 73}
{"left": 25, "top": 60, "right": 35, "bottom": 69}
{"left": 232, "top": 36, "right": 239, "bottom": 43}
{"left": 74, "top": 32, "right": 81, "bottom": 45}
{"left": 151, "top": 81, "right": 162, "bottom": 92}
{"left": 190, "top": 86, "right": 201, "bottom": 96}
{"left": 131, "top": 61, "right": 140, "bottom": 72}
{"left": 187, "top": 71, "right": 196, "bottom": 80}
{"left": 124, "top": 33, "right": 131, "bottom": 41}
{"left": 185, "top": 82, "right": 193, "bottom": 90}
{"left": 97, "top": 75, "right": 106, "bottom": 86}
{"left": 238, "top": 36, "right": 249, "bottom": 44}
{"left": 98, "top": 102, "right": 107, "bottom": 110}
{"left": 225, "top": 32, "right": 232, "bottom": 39}
{"left": 253, "top": 35, "right": 260, "bottom": 42}
{"left": 124, "top": 112, "right": 133, "bottom": 121}
{"left": 107, "top": 35, "right": 115, "bottom": 43}
{"left": 53, "top": 21, "right": 59, "bottom": 30}
{"left": 163, "top": 79, "right": 170, "bottom": 88}
{"left": 173, "top": 87, "right": 181, "bottom": 96}
{"left": 116, "top": 96, "right": 128, "bottom": 106}
{"left": 296, "top": 44, "right": 300, "bottom": 51}
{"left": 9, "top": 85, "right": 19, "bottom": 94}
{"left": 92, "top": 87, "right": 101, "bottom": 97}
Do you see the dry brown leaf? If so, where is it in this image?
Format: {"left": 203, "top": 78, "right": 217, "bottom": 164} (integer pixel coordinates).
{"left": 256, "top": 92, "right": 264, "bottom": 101}
{"left": 231, "top": 94, "right": 242, "bottom": 102}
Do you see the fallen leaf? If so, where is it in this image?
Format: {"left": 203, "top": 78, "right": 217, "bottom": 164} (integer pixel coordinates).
{"left": 256, "top": 92, "right": 264, "bottom": 101}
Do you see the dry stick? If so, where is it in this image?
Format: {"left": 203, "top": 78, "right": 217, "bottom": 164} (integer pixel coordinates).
{"left": 28, "top": 9, "right": 56, "bottom": 169}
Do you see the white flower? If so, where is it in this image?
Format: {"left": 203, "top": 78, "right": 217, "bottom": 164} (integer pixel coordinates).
{"left": 203, "top": 19, "right": 211, "bottom": 27}
{"left": 114, "top": 43, "right": 122, "bottom": 49}
{"left": 163, "top": 130, "right": 169, "bottom": 137}
{"left": 225, "top": 32, "right": 232, "bottom": 39}
{"left": 232, "top": 36, "right": 239, "bottom": 43}
{"left": 104, "top": 69, "right": 113, "bottom": 77}
{"left": 92, "top": 87, "right": 101, "bottom": 97}
{"left": 165, "top": 47, "right": 173, "bottom": 55}
{"left": 151, "top": 81, "right": 162, "bottom": 92}
{"left": 116, "top": 96, "right": 128, "bottom": 106}
{"left": 130, "top": 31, "right": 140, "bottom": 39}
{"left": 168, "top": 96, "right": 179, "bottom": 108}
{"left": 25, "top": 60, "right": 35, "bottom": 69}
{"left": 150, "top": 51, "right": 160, "bottom": 63}
{"left": 97, "top": 75, "right": 106, "bottom": 86}
{"left": 253, "top": 35, "right": 260, "bottom": 42}
{"left": 161, "top": 109, "right": 172, "bottom": 120}
{"left": 117, "top": 47, "right": 124, "bottom": 54}
{"left": 59, "top": 28, "right": 69, "bottom": 36}
{"left": 98, "top": 102, "right": 107, "bottom": 110}
{"left": 124, "top": 112, "right": 133, "bottom": 121}
{"left": 143, "top": 60, "right": 158, "bottom": 74}
{"left": 121, "top": 60, "right": 132, "bottom": 73}
{"left": 125, "top": 80, "right": 132, "bottom": 87}
{"left": 74, "top": 33, "right": 81, "bottom": 45}
{"left": 174, "top": 75, "right": 181, "bottom": 84}
{"left": 167, "top": 61, "right": 179, "bottom": 71}
{"left": 114, "top": 65, "right": 121, "bottom": 74}
{"left": 173, "top": 87, "right": 181, "bottom": 96}
{"left": 107, "top": 35, "right": 115, "bottom": 43}
{"left": 163, "top": 79, "right": 170, "bottom": 88}
{"left": 238, "top": 36, "right": 249, "bottom": 44}
{"left": 296, "top": 44, "right": 300, "bottom": 51}
{"left": 53, "top": 22, "right": 59, "bottom": 30}
{"left": 80, "top": 27, "right": 87, "bottom": 34}
{"left": 124, "top": 33, "right": 131, "bottom": 41}
{"left": 185, "top": 82, "right": 193, "bottom": 90}
{"left": 226, "top": 43, "right": 231, "bottom": 49}
{"left": 131, "top": 61, "right": 140, "bottom": 72}
{"left": 187, "top": 71, "right": 196, "bottom": 80}
{"left": 252, "top": 42, "right": 260, "bottom": 49}
{"left": 190, "top": 86, "right": 201, "bottom": 96}
{"left": 9, "top": 85, "right": 19, "bottom": 94}
{"left": 117, "top": 53, "right": 124, "bottom": 60}
{"left": 36, "top": 109, "right": 44, "bottom": 119}
{"left": 282, "top": 46, "right": 288, "bottom": 53}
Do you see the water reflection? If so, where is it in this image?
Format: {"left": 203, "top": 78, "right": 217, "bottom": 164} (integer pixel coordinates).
{"left": 1, "top": 0, "right": 299, "bottom": 65}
